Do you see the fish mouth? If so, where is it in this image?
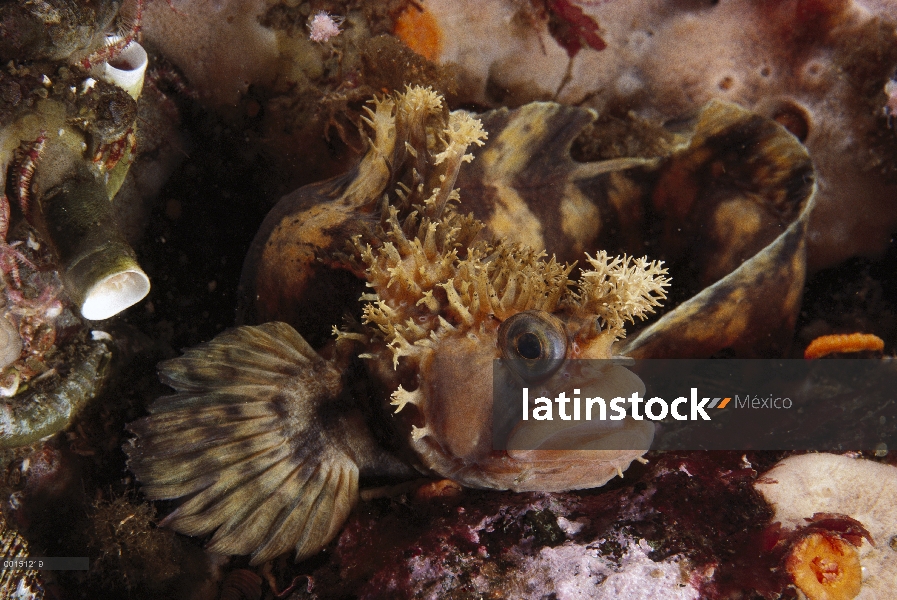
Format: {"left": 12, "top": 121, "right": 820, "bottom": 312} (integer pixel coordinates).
{"left": 503, "top": 360, "right": 655, "bottom": 456}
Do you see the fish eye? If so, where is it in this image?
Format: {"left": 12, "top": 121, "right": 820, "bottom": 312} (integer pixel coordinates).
{"left": 498, "top": 311, "right": 568, "bottom": 382}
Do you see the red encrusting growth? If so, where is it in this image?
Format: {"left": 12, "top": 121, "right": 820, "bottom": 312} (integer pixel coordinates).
{"left": 801, "top": 513, "right": 874, "bottom": 548}
{"left": 544, "top": 0, "right": 607, "bottom": 57}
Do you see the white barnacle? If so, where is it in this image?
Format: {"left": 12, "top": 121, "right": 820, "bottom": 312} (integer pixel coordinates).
{"left": 79, "top": 268, "right": 150, "bottom": 321}
{"left": 90, "top": 37, "right": 148, "bottom": 101}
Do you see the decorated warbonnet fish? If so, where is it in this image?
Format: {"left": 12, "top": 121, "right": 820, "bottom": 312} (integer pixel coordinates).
{"left": 126, "top": 86, "right": 670, "bottom": 564}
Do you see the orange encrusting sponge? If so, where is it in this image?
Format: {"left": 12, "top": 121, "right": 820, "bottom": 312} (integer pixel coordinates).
{"left": 804, "top": 333, "right": 885, "bottom": 359}
{"left": 393, "top": 6, "right": 443, "bottom": 61}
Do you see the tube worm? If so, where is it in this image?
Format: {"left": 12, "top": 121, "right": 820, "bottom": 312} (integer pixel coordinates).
{"left": 36, "top": 164, "right": 149, "bottom": 321}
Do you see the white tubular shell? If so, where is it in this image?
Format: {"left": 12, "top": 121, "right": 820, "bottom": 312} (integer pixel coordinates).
{"left": 79, "top": 266, "right": 150, "bottom": 321}
{"left": 92, "top": 38, "right": 148, "bottom": 100}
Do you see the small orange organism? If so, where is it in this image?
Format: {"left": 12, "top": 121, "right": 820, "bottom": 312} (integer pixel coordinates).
{"left": 393, "top": 5, "right": 443, "bottom": 61}
{"left": 786, "top": 532, "right": 863, "bottom": 600}
{"left": 804, "top": 333, "right": 885, "bottom": 359}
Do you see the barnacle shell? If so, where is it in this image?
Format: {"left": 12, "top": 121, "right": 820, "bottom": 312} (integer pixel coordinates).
{"left": 91, "top": 38, "right": 148, "bottom": 101}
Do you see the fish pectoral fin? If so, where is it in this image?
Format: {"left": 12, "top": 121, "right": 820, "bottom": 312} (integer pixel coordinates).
{"left": 126, "top": 322, "right": 359, "bottom": 564}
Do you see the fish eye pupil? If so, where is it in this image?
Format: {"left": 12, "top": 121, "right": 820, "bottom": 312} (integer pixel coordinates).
{"left": 516, "top": 332, "right": 542, "bottom": 359}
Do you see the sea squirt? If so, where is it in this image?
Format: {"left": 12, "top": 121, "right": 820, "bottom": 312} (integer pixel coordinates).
{"left": 125, "top": 86, "right": 670, "bottom": 564}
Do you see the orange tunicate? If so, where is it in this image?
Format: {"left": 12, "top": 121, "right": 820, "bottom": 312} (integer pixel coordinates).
{"left": 393, "top": 6, "right": 443, "bottom": 61}
{"left": 786, "top": 533, "right": 862, "bottom": 600}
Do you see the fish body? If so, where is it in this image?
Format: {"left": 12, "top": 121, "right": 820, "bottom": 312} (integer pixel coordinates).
{"left": 127, "top": 86, "right": 817, "bottom": 564}
{"left": 126, "top": 87, "right": 669, "bottom": 564}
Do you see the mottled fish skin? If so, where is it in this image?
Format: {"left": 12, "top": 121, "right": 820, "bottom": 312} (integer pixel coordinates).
{"left": 241, "top": 98, "right": 814, "bottom": 357}
{"left": 619, "top": 202, "right": 812, "bottom": 359}
{"left": 454, "top": 100, "right": 815, "bottom": 357}
{"left": 237, "top": 91, "right": 422, "bottom": 344}
{"left": 455, "top": 101, "right": 813, "bottom": 272}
